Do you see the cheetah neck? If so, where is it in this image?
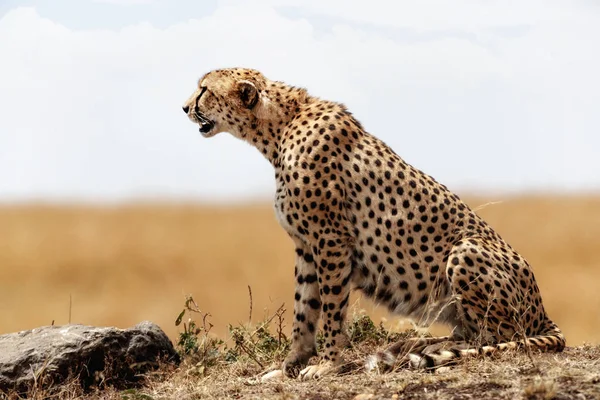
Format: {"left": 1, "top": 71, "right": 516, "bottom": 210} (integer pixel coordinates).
{"left": 239, "top": 120, "right": 282, "bottom": 166}
{"left": 239, "top": 84, "right": 313, "bottom": 167}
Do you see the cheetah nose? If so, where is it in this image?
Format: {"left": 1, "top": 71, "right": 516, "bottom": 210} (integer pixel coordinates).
{"left": 182, "top": 105, "right": 190, "bottom": 114}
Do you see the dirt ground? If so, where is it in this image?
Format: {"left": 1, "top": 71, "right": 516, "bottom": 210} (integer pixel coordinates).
{"left": 138, "top": 344, "right": 600, "bottom": 400}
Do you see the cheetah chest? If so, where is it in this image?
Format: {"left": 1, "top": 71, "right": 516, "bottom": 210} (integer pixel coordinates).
{"left": 273, "top": 181, "right": 301, "bottom": 239}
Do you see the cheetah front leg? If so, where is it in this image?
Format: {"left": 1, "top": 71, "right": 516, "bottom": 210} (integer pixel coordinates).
{"left": 298, "top": 238, "right": 352, "bottom": 380}
{"left": 281, "top": 238, "right": 321, "bottom": 378}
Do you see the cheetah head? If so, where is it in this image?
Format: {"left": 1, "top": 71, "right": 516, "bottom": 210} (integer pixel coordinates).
{"left": 182, "top": 68, "right": 282, "bottom": 139}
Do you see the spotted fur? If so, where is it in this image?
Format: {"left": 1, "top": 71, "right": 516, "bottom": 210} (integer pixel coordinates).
{"left": 182, "top": 68, "right": 565, "bottom": 379}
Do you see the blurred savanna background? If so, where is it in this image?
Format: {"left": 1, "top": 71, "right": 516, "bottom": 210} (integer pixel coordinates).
{"left": 1, "top": 0, "right": 600, "bottom": 351}
{"left": 1, "top": 196, "right": 599, "bottom": 348}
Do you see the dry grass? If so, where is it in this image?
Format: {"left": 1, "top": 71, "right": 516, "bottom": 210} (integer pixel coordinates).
{"left": 1, "top": 194, "right": 600, "bottom": 398}
{"left": 115, "top": 312, "right": 600, "bottom": 400}
{"left": 6, "top": 312, "right": 600, "bottom": 400}
{"left": 127, "top": 341, "right": 600, "bottom": 400}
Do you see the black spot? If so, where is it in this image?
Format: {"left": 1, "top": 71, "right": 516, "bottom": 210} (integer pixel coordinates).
{"left": 308, "top": 298, "right": 321, "bottom": 309}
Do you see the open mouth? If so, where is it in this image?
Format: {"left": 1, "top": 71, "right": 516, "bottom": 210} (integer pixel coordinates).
{"left": 194, "top": 111, "right": 215, "bottom": 135}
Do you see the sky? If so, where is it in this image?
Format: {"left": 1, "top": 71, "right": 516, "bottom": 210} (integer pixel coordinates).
{"left": 0, "top": 0, "right": 599, "bottom": 202}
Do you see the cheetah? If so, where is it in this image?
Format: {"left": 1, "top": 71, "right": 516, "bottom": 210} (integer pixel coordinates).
{"left": 182, "top": 68, "right": 565, "bottom": 380}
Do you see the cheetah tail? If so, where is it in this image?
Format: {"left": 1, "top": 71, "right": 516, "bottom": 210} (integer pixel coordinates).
{"left": 364, "top": 336, "right": 451, "bottom": 372}
{"left": 407, "top": 321, "right": 566, "bottom": 370}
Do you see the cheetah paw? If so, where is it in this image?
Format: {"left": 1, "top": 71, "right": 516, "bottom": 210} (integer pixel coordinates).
{"left": 260, "top": 369, "right": 284, "bottom": 382}
{"left": 408, "top": 353, "right": 428, "bottom": 369}
{"left": 365, "top": 351, "right": 396, "bottom": 373}
{"left": 299, "top": 361, "right": 337, "bottom": 380}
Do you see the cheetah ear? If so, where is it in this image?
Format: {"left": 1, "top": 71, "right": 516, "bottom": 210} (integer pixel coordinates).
{"left": 237, "top": 80, "right": 259, "bottom": 109}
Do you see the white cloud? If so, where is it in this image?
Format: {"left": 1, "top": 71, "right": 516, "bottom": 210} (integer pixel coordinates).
{"left": 222, "top": 0, "right": 584, "bottom": 31}
{"left": 0, "top": 2, "right": 599, "bottom": 202}
{"left": 92, "top": 0, "right": 155, "bottom": 5}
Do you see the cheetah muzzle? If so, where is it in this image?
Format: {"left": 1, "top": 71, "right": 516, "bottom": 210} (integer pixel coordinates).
{"left": 182, "top": 85, "right": 216, "bottom": 137}
{"left": 195, "top": 111, "right": 215, "bottom": 136}
{"left": 182, "top": 68, "right": 566, "bottom": 381}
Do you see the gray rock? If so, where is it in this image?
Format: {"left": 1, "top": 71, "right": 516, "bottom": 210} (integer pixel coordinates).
{"left": 0, "top": 321, "right": 179, "bottom": 394}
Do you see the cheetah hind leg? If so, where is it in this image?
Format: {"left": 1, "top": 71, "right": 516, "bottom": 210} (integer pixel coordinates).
{"left": 365, "top": 336, "right": 451, "bottom": 373}
{"left": 408, "top": 237, "right": 566, "bottom": 370}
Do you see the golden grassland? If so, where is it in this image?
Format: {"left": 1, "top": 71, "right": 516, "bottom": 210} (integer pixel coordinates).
{"left": 1, "top": 194, "right": 600, "bottom": 349}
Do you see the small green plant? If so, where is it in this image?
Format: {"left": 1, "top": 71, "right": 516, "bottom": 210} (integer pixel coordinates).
{"left": 348, "top": 314, "right": 388, "bottom": 344}
{"left": 173, "top": 294, "right": 292, "bottom": 378}
{"left": 175, "top": 295, "right": 210, "bottom": 355}
{"left": 226, "top": 304, "right": 290, "bottom": 368}
{"left": 174, "top": 295, "right": 223, "bottom": 372}
{"left": 317, "top": 314, "right": 421, "bottom": 351}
